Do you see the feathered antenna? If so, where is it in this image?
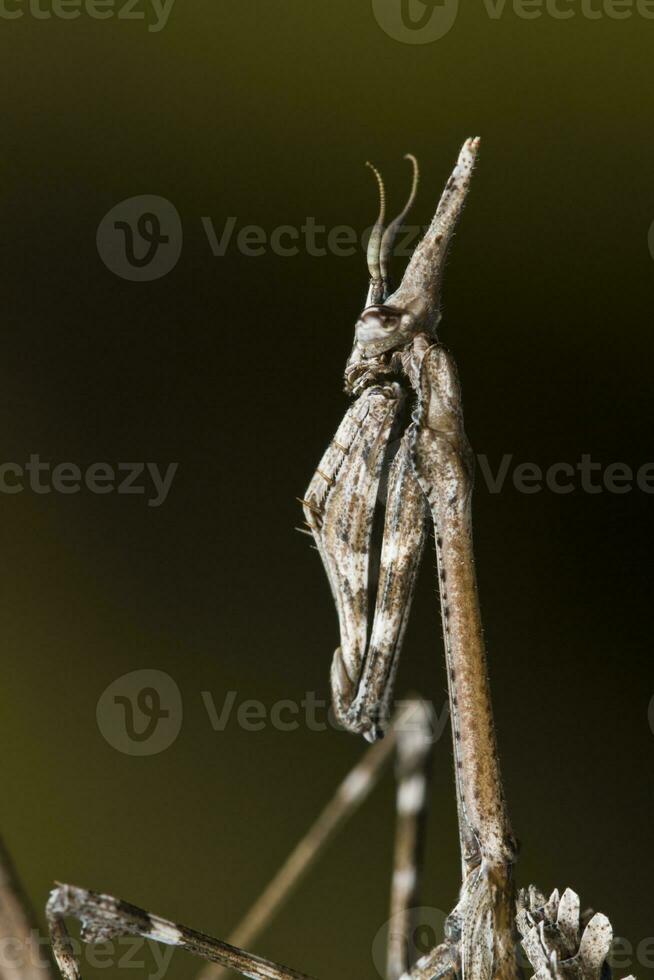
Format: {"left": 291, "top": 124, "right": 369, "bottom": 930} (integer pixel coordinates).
{"left": 365, "top": 160, "right": 386, "bottom": 304}
{"left": 379, "top": 153, "right": 419, "bottom": 292}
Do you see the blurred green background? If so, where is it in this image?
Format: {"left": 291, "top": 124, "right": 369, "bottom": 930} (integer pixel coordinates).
{"left": 0, "top": 2, "right": 653, "bottom": 979}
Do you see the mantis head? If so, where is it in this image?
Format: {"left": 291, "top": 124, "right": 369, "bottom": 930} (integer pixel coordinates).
{"left": 354, "top": 138, "right": 480, "bottom": 359}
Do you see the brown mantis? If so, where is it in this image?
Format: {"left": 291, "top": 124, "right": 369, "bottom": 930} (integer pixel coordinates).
{"left": 0, "top": 141, "right": 631, "bottom": 980}
{"left": 302, "top": 138, "right": 517, "bottom": 980}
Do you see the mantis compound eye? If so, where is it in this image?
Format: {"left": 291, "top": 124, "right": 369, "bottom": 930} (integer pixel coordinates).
{"left": 355, "top": 304, "right": 417, "bottom": 355}
{"left": 356, "top": 305, "right": 402, "bottom": 344}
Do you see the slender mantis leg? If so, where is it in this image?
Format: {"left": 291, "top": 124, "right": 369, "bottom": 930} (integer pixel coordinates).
{"left": 46, "top": 885, "right": 314, "bottom": 980}
{"left": 387, "top": 705, "right": 433, "bottom": 980}
{"left": 408, "top": 340, "right": 518, "bottom": 980}
{"left": 410, "top": 343, "right": 516, "bottom": 871}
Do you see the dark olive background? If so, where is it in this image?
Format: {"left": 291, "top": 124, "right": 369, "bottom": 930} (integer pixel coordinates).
{"left": 1, "top": 3, "right": 653, "bottom": 980}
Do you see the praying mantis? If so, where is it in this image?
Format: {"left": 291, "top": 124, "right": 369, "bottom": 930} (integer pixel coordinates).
{"left": 0, "top": 140, "right": 630, "bottom": 980}
{"left": 301, "top": 138, "right": 518, "bottom": 980}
